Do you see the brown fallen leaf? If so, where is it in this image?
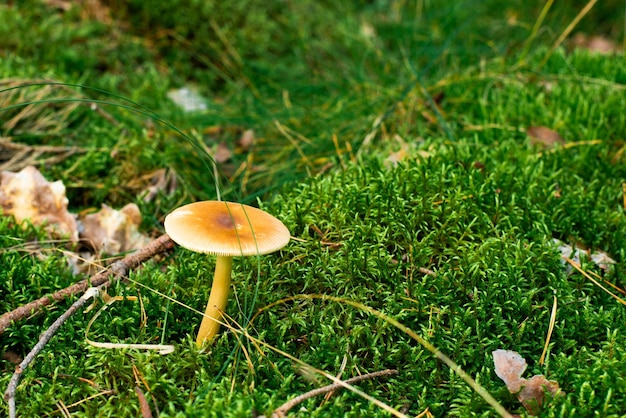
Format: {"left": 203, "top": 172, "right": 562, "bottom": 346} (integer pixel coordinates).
{"left": 493, "top": 349, "right": 527, "bottom": 393}
{"left": 139, "top": 168, "right": 177, "bottom": 202}
{"left": 518, "top": 374, "right": 561, "bottom": 415}
{"left": 493, "top": 349, "right": 562, "bottom": 415}
{"left": 386, "top": 148, "right": 407, "bottom": 167}
{"left": 526, "top": 126, "right": 564, "bottom": 148}
{"left": 203, "top": 125, "right": 222, "bottom": 136}
{"left": 0, "top": 165, "right": 78, "bottom": 241}
{"left": 214, "top": 141, "right": 232, "bottom": 163}
{"left": 43, "top": 0, "right": 73, "bottom": 11}
{"left": 237, "top": 129, "right": 255, "bottom": 152}
{"left": 2, "top": 350, "right": 23, "bottom": 365}
{"left": 552, "top": 238, "right": 617, "bottom": 273}
{"left": 572, "top": 33, "right": 621, "bottom": 54}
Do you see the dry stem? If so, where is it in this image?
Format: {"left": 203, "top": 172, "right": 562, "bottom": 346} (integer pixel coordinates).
{"left": 2, "top": 234, "right": 174, "bottom": 418}
{"left": 268, "top": 369, "right": 398, "bottom": 418}
{"left": 0, "top": 234, "right": 174, "bottom": 336}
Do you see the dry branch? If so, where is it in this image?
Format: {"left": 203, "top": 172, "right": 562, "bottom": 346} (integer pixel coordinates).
{"left": 0, "top": 233, "right": 174, "bottom": 336}
{"left": 2, "top": 234, "right": 174, "bottom": 418}
{"left": 4, "top": 287, "right": 100, "bottom": 418}
{"left": 269, "top": 369, "right": 398, "bottom": 418}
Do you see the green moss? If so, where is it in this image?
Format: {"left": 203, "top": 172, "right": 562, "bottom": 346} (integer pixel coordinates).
{"left": 6, "top": 129, "right": 626, "bottom": 415}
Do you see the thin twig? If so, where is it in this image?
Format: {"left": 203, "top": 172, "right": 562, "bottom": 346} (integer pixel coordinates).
{"left": 539, "top": 292, "right": 557, "bottom": 366}
{"left": 2, "top": 234, "right": 174, "bottom": 418}
{"left": 135, "top": 386, "right": 153, "bottom": 418}
{"left": 0, "top": 234, "right": 174, "bottom": 336}
{"left": 4, "top": 287, "right": 100, "bottom": 418}
{"left": 269, "top": 369, "right": 397, "bottom": 418}
{"left": 418, "top": 267, "right": 436, "bottom": 276}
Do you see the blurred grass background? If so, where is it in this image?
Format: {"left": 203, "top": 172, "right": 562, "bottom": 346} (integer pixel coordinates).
{"left": 1, "top": 0, "right": 623, "bottom": 206}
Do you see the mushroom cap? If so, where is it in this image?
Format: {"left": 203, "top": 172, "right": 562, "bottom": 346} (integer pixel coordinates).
{"left": 164, "top": 201, "right": 290, "bottom": 256}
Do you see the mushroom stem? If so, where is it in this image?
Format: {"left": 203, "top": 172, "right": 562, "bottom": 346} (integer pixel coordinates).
{"left": 196, "top": 255, "right": 233, "bottom": 346}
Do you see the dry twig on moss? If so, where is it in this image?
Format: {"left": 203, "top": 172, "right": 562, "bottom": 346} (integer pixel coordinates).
{"left": 267, "top": 369, "right": 398, "bottom": 418}
{"left": 0, "top": 233, "right": 174, "bottom": 335}
{"left": 2, "top": 234, "right": 174, "bottom": 418}
{"left": 4, "top": 287, "right": 101, "bottom": 418}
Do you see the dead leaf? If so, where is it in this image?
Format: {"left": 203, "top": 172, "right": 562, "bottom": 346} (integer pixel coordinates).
{"left": 590, "top": 250, "right": 617, "bottom": 272}
{"left": 214, "top": 142, "right": 232, "bottom": 163}
{"left": 386, "top": 149, "right": 407, "bottom": 167}
{"left": 65, "top": 250, "right": 99, "bottom": 276}
{"left": 203, "top": 125, "right": 222, "bottom": 136}
{"left": 166, "top": 87, "right": 207, "bottom": 112}
{"left": 79, "top": 203, "right": 151, "bottom": 255}
{"left": 237, "top": 129, "right": 255, "bottom": 152}
{"left": 139, "top": 169, "right": 177, "bottom": 202}
{"left": 552, "top": 238, "right": 616, "bottom": 272}
{"left": 0, "top": 166, "right": 78, "bottom": 241}
{"left": 2, "top": 350, "right": 23, "bottom": 365}
{"left": 518, "top": 375, "right": 561, "bottom": 415}
{"left": 493, "top": 349, "right": 562, "bottom": 415}
{"left": 472, "top": 161, "right": 486, "bottom": 173}
{"left": 42, "top": 0, "right": 72, "bottom": 11}
{"left": 493, "top": 349, "right": 527, "bottom": 393}
{"left": 526, "top": 126, "right": 564, "bottom": 148}
{"left": 572, "top": 33, "right": 621, "bottom": 54}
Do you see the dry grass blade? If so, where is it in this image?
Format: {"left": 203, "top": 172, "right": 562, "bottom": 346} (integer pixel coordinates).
{"left": 251, "top": 294, "right": 512, "bottom": 417}
{"left": 322, "top": 354, "right": 348, "bottom": 404}
{"left": 0, "top": 79, "right": 83, "bottom": 133}
{"left": 56, "top": 400, "right": 72, "bottom": 418}
{"left": 84, "top": 293, "right": 175, "bottom": 355}
{"left": 273, "top": 120, "right": 313, "bottom": 167}
{"left": 4, "top": 288, "right": 101, "bottom": 418}
{"left": 537, "top": 139, "right": 603, "bottom": 157}
{"left": 269, "top": 369, "right": 398, "bottom": 418}
{"left": 134, "top": 387, "right": 153, "bottom": 418}
{"left": 540, "top": 0, "right": 600, "bottom": 67}
{"left": 0, "top": 234, "right": 174, "bottom": 335}
{"left": 563, "top": 256, "right": 626, "bottom": 306}
{"left": 518, "top": 0, "right": 555, "bottom": 62}
{"left": 0, "top": 80, "right": 120, "bottom": 171}
{"left": 603, "top": 279, "right": 626, "bottom": 296}
{"left": 50, "top": 390, "right": 116, "bottom": 415}
{"left": 244, "top": 333, "right": 407, "bottom": 417}
{"left": 0, "top": 137, "right": 87, "bottom": 171}
{"left": 539, "top": 293, "right": 557, "bottom": 365}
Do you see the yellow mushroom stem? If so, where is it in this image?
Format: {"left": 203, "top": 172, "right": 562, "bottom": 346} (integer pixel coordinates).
{"left": 196, "top": 255, "right": 233, "bottom": 346}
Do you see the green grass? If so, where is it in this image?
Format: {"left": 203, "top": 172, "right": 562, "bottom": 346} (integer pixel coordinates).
{"left": 1, "top": 0, "right": 626, "bottom": 416}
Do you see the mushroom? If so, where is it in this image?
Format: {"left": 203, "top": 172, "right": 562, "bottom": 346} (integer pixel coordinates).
{"left": 164, "top": 201, "right": 290, "bottom": 346}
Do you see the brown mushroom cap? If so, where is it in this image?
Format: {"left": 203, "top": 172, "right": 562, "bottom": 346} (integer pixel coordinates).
{"left": 164, "top": 201, "right": 290, "bottom": 256}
